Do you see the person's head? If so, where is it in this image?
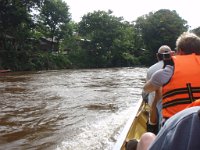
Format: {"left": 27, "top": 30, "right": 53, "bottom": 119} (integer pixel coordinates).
{"left": 176, "top": 32, "right": 200, "bottom": 55}
{"left": 156, "top": 45, "right": 172, "bottom": 61}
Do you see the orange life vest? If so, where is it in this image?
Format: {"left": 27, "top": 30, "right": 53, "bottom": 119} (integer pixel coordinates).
{"left": 186, "top": 99, "right": 200, "bottom": 108}
{"left": 162, "top": 54, "right": 200, "bottom": 118}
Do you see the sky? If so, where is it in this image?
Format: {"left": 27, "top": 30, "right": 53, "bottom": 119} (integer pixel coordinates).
{"left": 64, "top": 0, "right": 200, "bottom": 30}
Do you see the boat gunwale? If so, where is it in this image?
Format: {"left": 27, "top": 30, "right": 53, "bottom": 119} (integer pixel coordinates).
{"left": 113, "top": 99, "right": 144, "bottom": 150}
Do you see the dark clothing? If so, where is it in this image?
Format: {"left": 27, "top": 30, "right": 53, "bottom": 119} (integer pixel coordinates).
{"left": 149, "top": 106, "right": 200, "bottom": 150}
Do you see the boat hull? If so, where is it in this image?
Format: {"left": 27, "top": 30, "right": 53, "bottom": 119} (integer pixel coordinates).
{"left": 0, "top": 69, "right": 11, "bottom": 73}
{"left": 113, "top": 99, "right": 148, "bottom": 150}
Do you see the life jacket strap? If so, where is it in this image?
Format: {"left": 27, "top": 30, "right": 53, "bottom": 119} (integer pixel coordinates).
{"left": 163, "top": 97, "right": 200, "bottom": 108}
{"left": 187, "top": 83, "right": 195, "bottom": 102}
{"left": 163, "top": 86, "right": 200, "bottom": 99}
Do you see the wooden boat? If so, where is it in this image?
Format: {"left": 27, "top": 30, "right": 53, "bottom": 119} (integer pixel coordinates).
{"left": 113, "top": 99, "right": 148, "bottom": 150}
{"left": 0, "top": 69, "right": 11, "bottom": 73}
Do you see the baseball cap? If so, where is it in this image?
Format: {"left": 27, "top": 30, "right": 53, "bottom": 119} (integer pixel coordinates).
{"left": 158, "top": 45, "right": 171, "bottom": 54}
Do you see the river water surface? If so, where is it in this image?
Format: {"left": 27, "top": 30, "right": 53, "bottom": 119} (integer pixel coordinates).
{"left": 0, "top": 67, "right": 147, "bottom": 150}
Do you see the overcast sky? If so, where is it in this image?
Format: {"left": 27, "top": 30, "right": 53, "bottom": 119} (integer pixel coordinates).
{"left": 64, "top": 0, "right": 200, "bottom": 30}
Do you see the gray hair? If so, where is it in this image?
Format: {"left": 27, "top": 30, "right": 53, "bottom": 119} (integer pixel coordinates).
{"left": 176, "top": 32, "right": 200, "bottom": 54}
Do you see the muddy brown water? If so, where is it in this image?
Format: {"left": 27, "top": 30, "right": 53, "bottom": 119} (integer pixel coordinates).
{"left": 0, "top": 67, "right": 147, "bottom": 150}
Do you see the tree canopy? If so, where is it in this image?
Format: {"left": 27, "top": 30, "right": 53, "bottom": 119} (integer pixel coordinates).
{"left": 37, "top": 0, "right": 71, "bottom": 50}
{"left": 78, "top": 10, "right": 140, "bottom": 67}
{"left": 135, "top": 9, "right": 188, "bottom": 64}
{"left": 0, "top": 0, "right": 43, "bottom": 50}
{"left": 1, "top": 1, "right": 199, "bottom": 71}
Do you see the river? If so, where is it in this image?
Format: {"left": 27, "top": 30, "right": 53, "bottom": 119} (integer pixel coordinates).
{"left": 0, "top": 67, "right": 147, "bottom": 150}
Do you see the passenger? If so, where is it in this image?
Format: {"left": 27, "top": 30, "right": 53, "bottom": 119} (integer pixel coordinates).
{"left": 142, "top": 45, "right": 172, "bottom": 134}
{"left": 142, "top": 106, "right": 200, "bottom": 150}
{"left": 143, "top": 32, "right": 200, "bottom": 121}
{"left": 126, "top": 32, "right": 200, "bottom": 150}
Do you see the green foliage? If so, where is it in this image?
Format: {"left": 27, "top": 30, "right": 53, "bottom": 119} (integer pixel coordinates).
{"left": 0, "top": 0, "right": 42, "bottom": 50}
{"left": 78, "top": 10, "right": 137, "bottom": 67}
{"left": 135, "top": 9, "right": 188, "bottom": 65}
{"left": 37, "top": 0, "right": 72, "bottom": 50}
{"left": 0, "top": 3, "right": 195, "bottom": 71}
{"left": 29, "top": 52, "right": 72, "bottom": 70}
{"left": 192, "top": 27, "right": 200, "bottom": 37}
{"left": 59, "top": 21, "right": 78, "bottom": 51}
{"left": 0, "top": 50, "right": 71, "bottom": 71}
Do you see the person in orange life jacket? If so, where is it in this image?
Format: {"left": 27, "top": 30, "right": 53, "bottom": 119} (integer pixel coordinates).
{"left": 126, "top": 32, "right": 200, "bottom": 150}
{"left": 142, "top": 45, "right": 172, "bottom": 135}
{"left": 143, "top": 32, "right": 200, "bottom": 121}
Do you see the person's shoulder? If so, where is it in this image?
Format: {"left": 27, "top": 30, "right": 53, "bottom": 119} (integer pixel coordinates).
{"left": 149, "top": 106, "right": 200, "bottom": 150}
{"left": 151, "top": 65, "right": 173, "bottom": 81}
{"left": 165, "top": 106, "right": 200, "bottom": 126}
{"left": 147, "top": 61, "right": 164, "bottom": 80}
{"left": 148, "top": 61, "right": 164, "bottom": 71}
{"left": 154, "top": 106, "right": 200, "bottom": 137}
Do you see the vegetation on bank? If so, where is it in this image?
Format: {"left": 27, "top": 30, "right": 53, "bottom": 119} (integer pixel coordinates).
{"left": 0, "top": 0, "right": 199, "bottom": 71}
{"left": 0, "top": 50, "right": 71, "bottom": 71}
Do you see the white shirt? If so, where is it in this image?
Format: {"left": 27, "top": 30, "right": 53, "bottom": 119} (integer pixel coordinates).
{"left": 149, "top": 65, "right": 174, "bottom": 88}
{"left": 145, "top": 61, "right": 164, "bottom": 106}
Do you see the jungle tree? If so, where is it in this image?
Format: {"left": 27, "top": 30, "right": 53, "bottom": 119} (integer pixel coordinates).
{"left": 0, "top": 0, "right": 43, "bottom": 50}
{"left": 37, "top": 0, "right": 71, "bottom": 51}
{"left": 135, "top": 9, "right": 188, "bottom": 65}
{"left": 78, "top": 10, "right": 138, "bottom": 67}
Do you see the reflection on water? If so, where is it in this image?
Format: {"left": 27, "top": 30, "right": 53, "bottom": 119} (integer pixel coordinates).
{"left": 0, "top": 67, "right": 147, "bottom": 150}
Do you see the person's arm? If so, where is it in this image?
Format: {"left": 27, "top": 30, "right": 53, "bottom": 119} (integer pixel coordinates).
{"left": 141, "top": 90, "right": 149, "bottom": 103}
{"left": 143, "top": 70, "right": 162, "bottom": 93}
{"left": 149, "top": 88, "right": 162, "bottom": 124}
{"left": 143, "top": 81, "right": 159, "bottom": 93}
{"left": 143, "top": 65, "right": 173, "bottom": 93}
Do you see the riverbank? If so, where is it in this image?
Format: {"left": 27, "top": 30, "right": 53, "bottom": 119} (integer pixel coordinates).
{"left": 0, "top": 51, "right": 72, "bottom": 71}
{"left": 0, "top": 69, "right": 11, "bottom": 73}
